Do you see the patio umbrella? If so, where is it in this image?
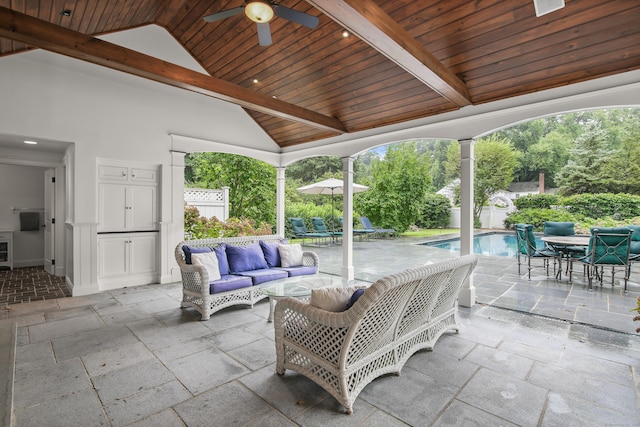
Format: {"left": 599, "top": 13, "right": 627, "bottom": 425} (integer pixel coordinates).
{"left": 297, "top": 178, "right": 369, "bottom": 231}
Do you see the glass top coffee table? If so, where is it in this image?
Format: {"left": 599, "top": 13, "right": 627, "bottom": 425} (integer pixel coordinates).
{"left": 260, "top": 274, "right": 360, "bottom": 322}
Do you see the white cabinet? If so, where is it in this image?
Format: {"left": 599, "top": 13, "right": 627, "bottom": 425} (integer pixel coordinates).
{"left": 98, "top": 183, "right": 157, "bottom": 231}
{"left": 0, "top": 231, "right": 13, "bottom": 270}
{"left": 97, "top": 161, "right": 160, "bottom": 288}
{"left": 97, "top": 163, "right": 158, "bottom": 232}
{"left": 98, "top": 233, "right": 158, "bottom": 287}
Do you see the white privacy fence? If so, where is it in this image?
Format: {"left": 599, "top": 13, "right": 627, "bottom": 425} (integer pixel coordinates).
{"left": 448, "top": 195, "right": 515, "bottom": 229}
{"left": 184, "top": 187, "right": 229, "bottom": 220}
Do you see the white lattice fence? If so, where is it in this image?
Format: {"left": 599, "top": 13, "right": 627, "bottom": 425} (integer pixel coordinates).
{"left": 184, "top": 187, "right": 229, "bottom": 220}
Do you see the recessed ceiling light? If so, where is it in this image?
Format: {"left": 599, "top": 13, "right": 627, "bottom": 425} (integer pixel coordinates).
{"left": 253, "top": 78, "right": 259, "bottom": 84}
{"left": 24, "top": 140, "right": 38, "bottom": 145}
{"left": 342, "top": 31, "right": 349, "bottom": 38}
{"left": 60, "top": 9, "right": 72, "bottom": 17}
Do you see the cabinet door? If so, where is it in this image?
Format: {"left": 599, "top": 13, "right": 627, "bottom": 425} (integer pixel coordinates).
{"left": 128, "top": 185, "right": 157, "bottom": 230}
{"left": 98, "top": 165, "right": 128, "bottom": 181}
{"left": 129, "top": 234, "right": 157, "bottom": 275}
{"left": 98, "top": 184, "right": 127, "bottom": 231}
{"left": 130, "top": 167, "right": 157, "bottom": 183}
{"left": 98, "top": 236, "right": 129, "bottom": 278}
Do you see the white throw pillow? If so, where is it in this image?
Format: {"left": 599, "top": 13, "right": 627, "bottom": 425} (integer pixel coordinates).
{"left": 278, "top": 243, "right": 304, "bottom": 267}
{"left": 310, "top": 286, "right": 361, "bottom": 312}
{"left": 191, "top": 251, "right": 222, "bottom": 281}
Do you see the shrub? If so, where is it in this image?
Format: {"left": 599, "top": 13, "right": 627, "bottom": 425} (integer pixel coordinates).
{"left": 562, "top": 193, "right": 640, "bottom": 220}
{"left": 503, "top": 208, "right": 576, "bottom": 231}
{"left": 417, "top": 194, "right": 451, "bottom": 228}
{"left": 184, "top": 205, "right": 272, "bottom": 239}
{"left": 514, "top": 194, "right": 561, "bottom": 210}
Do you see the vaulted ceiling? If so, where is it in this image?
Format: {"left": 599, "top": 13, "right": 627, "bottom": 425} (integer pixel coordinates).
{"left": 0, "top": 0, "right": 638, "bottom": 148}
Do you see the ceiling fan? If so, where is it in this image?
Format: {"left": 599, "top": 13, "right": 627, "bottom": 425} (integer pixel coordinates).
{"left": 203, "top": 1, "right": 320, "bottom": 46}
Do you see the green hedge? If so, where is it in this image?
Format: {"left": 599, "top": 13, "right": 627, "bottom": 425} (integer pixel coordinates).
{"left": 503, "top": 208, "right": 576, "bottom": 231}
{"left": 562, "top": 193, "right": 640, "bottom": 220}
{"left": 513, "top": 194, "right": 561, "bottom": 210}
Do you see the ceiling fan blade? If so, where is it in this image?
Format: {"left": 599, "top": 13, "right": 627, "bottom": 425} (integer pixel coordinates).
{"left": 257, "top": 22, "right": 272, "bottom": 46}
{"left": 203, "top": 6, "right": 244, "bottom": 23}
{"left": 273, "top": 5, "right": 319, "bottom": 29}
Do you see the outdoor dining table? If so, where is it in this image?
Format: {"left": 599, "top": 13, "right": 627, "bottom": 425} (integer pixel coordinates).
{"left": 541, "top": 235, "right": 591, "bottom": 280}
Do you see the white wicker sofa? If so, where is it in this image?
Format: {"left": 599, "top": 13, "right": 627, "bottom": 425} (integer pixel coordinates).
{"left": 176, "top": 235, "right": 319, "bottom": 320}
{"left": 274, "top": 254, "right": 477, "bottom": 414}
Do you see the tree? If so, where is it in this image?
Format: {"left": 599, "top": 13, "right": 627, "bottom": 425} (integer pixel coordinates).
{"left": 601, "top": 114, "right": 640, "bottom": 194}
{"left": 444, "top": 137, "right": 519, "bottom": 221}
{"left": 524, "top": 130, "right": 571, "bottom": 188}
{"left": 285, "top": 157, "right": 342, "bottom": 182}
{"left": 185, "top": 153, "right": 276, "bottom": 227}
{"left": 355, "top": 142, "right": 432, "bottom": 232}
{"left": 555, "top": 122, "right": 613, "bottom": 195}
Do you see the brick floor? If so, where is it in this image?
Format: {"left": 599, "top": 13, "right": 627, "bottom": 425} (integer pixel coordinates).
{"left": 0, "top": 266, "right": 69, "bottom": 306}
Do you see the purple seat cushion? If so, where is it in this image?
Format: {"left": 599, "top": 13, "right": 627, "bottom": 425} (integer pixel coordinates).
{"left": 183, "top": 245, "right": 212, "bottom": 264}
{"left": 209, "top": 274, "right": 253, "bottom": 294}
{"left": 260, "top": 240, "right": 285, "bottom": 268}
{"left": 278, "top": 265, "right": 317, "bottom": 277}
{"left": 237, "top": 268, "right": 288, "bottom": 285}
{"left": 213, "top": 244, "right": 230, "bottom": 276}
{"left": 226, "top": 243, "right": 269, "bottom": 273}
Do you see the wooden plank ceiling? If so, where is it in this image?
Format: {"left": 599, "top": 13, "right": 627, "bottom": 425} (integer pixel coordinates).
{"left": 0, "top": 0, "right": 638, "bottom": 148}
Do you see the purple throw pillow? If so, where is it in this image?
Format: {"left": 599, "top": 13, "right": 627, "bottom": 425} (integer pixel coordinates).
{"left": 213, "top": 244, "right": 229, "bottom": 276}
{"left": 260, "top": 240, "right": 282, "bottom": 268}
{"left": 346, "top": 288, "right": 365, "bottom": 310}
{"left": 226, "top": 243, "right": 268, "bottom": 273}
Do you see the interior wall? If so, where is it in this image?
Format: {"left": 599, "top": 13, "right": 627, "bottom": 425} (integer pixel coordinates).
{"left": 0, "top": 163, "right": 46, "bottom": 267}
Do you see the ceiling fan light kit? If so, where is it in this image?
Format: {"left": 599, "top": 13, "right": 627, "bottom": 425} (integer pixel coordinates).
{"left": 203, "top": 1, "right": 319, "bottom": 46}
{"left": 245, "top": 2, "right": 274, "bottom": 23}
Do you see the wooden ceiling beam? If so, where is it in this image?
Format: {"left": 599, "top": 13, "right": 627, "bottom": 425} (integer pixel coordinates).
{"left": 0, "top": 6, "right": 347, "bottom": 134}
{"left": 307, "top": 0, "right": 472, "bottom": 107}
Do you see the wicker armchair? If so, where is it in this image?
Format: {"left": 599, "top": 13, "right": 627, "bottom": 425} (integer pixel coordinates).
{"left": 274, "top": 254, "right": 477, "bottom": 414}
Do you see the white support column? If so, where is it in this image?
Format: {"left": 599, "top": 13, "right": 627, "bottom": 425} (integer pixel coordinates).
{"left": 170, "top": 151, "right": 186, "bottom": 282}
{"left": 341, "top": 157, "right": 355, "bottom": 280}
{"left": 222, "top": 186, "right": 230, "bottom": 221}
{"left": 276, "top": 167, "right": 286, "bottom": 238}
{"left": 459, "top": 138, "right": 476, "bottom": 307}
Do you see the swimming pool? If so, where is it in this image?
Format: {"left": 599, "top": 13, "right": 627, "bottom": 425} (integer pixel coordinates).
{"left": 422, "top": 232, "right": 544, "bottom": 258}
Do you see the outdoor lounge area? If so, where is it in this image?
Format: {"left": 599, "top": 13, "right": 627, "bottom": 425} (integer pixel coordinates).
{"left": 2, "top": 237, "right": 639, "bottom": 426}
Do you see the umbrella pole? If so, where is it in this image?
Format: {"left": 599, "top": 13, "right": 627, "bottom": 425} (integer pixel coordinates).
{"left": 331, "top": 189, "right": 335, "bottom": 243}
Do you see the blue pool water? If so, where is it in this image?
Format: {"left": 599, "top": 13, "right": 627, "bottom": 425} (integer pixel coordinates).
{"left": 422, "top": 232, "right": 544, "bottom": 258}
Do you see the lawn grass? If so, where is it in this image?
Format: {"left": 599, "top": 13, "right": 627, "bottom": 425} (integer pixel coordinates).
{"left": 400, "top": 229, "right": 459, "bottom": 238}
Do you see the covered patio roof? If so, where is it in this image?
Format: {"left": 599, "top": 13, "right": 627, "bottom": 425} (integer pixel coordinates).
{"left": 0, "top": 1, "right": 638, "bottom": 153}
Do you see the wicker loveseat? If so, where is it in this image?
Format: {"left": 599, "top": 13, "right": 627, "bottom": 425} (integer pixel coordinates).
{"left": 274, "top": 254, "right": 478, "bottom": 414}
{"left": 176, "top": 235, "right": 319, "bottom": 320}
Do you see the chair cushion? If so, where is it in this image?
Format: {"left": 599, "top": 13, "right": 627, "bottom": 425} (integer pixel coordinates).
{"left": 236, "top": 268, "right": 288, "bottom": 285}
{"left": 209, "top": 275, "right": 253, "bottom": 294}
{"left": 183, "top": 245, "right": 212, "bottom": 264}
{"left": 191, "top": 251, "right": 221, "bottom": 281}
{"left": 226, "top": 243, "right": 268, "bottom": 273}
{"left": 278, "top": 265, "right": 317, "bottom": 277}
{"left": 260, "top": 240, "right": 284, "bottom": 268}
{"left": 279, "top": 243, "right": 304, "bottom": 267}
{"left": 543, "top": 222, "right": 575, "bottom": 236}
{"left": 310, "top": 286, "right": 362, "bottom": 312}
